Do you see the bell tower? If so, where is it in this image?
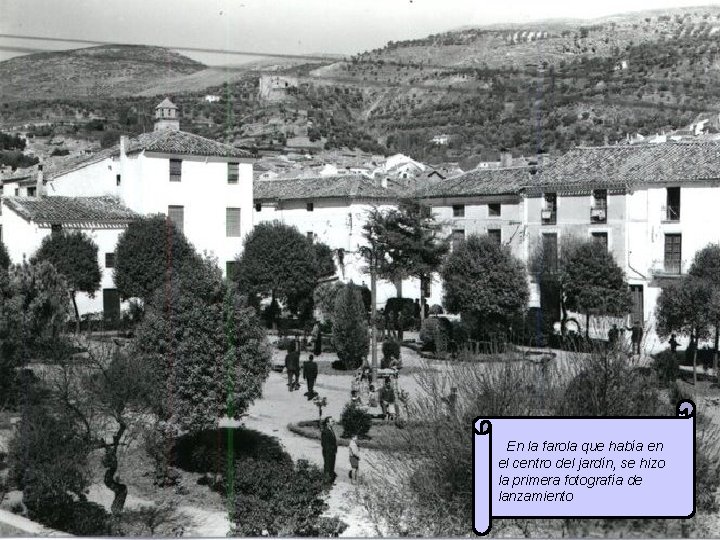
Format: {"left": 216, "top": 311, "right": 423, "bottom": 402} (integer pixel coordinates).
{"left": 154, "top": 97, "right": 180, "bottom": 131}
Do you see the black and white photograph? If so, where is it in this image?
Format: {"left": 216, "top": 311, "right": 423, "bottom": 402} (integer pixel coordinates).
{"left": 0, "top": 0, "right": 719, "bottom": 536}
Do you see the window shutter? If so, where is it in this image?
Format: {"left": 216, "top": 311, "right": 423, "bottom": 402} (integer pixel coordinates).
{"left": 168, "top": 205, "right": 184, "bottom": 233}
{"left": 226, "top": 207, "right": 241, "bottom": 237}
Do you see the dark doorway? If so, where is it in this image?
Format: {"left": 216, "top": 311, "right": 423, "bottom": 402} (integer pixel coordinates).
{"left": 629, "top": 285, "right": 644, "bottom": 326}
{"left": 103, "top": 288, "right": 121, "bottom": 323}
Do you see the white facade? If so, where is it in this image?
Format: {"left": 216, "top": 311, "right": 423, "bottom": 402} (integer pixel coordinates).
{"left": 253, "top": 198, "right": 441, "bottom": 309}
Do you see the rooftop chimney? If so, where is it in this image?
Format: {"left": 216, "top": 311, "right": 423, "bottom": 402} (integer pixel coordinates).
{"left": 120, "top": 135, "right": 128, "bottom": 157}
{"left": 36, "top": 163, "right": 44, "bottom": 198}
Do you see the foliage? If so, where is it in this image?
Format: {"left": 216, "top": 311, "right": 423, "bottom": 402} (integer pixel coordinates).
{"left": 384, "top": 297, "right": 415, "bottom": 320}
{"left": 133, "top": 259, "right": 271, "bottom": 436}
{"left": 0, "top": 150, "right": 39, "bottom": 169}
{"left": 32, "top": 231, "right": 102, "bottom": 331}
{"left": 313, "top": 281, "right": 345, "bottom": 320}
{"left": 8, "top": 397, "right": 106, "bottom": 534}
{"left": 341, "top": 401, "right": 373, "bottom": 438}
{"left": 114, "top": 216, "right": 202, "bottom": 305}
{"left": 652, "top": 350, "right": 680, "bottom": 387}
{"left": 173, "top": 428, "right": 291, "bottom": 474}
{"left": 558, "top": 355, "right": 666, "bottom": 416}
{"left": 381, "top": 339, "right": 401, "bottom": 361}
{"left": 561, "top": 241, "right": 632, "bottom": 333}
{"left": 441, "top": 234, "right": 528, "bottom": 336}
{"left": 0, "top": 240, "right": 9, "bottom": 271}
{"left": 229, "top": 458, "right": 347, "bottom": 537}
{"left": 419, "top": 317, "right": 452, "bottom": 354}
{"left": 656, "top": 275, "right": 717, "bottom": 342}
{"left": 688, "top": 243, "right": 720, "bottom": 353}
{"left": 235, "top": 221, "right": 330, "bottom": 316}
{"left": 312, "top": 242, "right": 337, "bottom": 280}
{"left": 362, "top": 202, "right": 448, "bottom": 296}
{"left": 332, "top": 284, "right": 369, "bottom": 369}
{"left": 0, "top": 261, "right": 70, "bottom": 372}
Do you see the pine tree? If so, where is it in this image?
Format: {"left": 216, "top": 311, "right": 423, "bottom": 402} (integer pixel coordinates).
{"left": 332, "top": 284, "right": 369, "bottom": 369}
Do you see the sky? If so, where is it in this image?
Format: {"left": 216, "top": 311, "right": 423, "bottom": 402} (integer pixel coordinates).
{"left": 2, "top": 0, "right": 720, "bottom": 65}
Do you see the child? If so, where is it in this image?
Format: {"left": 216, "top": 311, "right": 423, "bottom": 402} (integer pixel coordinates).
{"left": 348, "top": 435, "right": 360, "bottom": 483}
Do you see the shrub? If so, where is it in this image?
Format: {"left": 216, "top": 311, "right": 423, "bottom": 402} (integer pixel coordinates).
{"left": 229, "top": 458, "right": 347, "bottom": 536}
{"left": 333, "top": 285, "right": 369, "bottom": 369}
{"left": 173, "top": 428, "right": 291, "bottom": 475}
{"left": 381, "top": 339, "right": 401, "bottom": 365}
{"left": 652, "top": 350, "right": 680, "bottom": 387}
{"left": 385, "top": 297, "right": 415, "bottom": 321}
{"left": 341, "top": 401, "right": 372, "bottom": 438}
{"left": 429, "top": 304, "right": 444, "bottom": 315}
{"left": 419, "top": 318, "right": 451, "bottom": 354}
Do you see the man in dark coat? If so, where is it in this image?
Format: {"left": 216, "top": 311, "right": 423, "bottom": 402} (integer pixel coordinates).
{"left": 321, "top": 417, "right": 338, "bottom": 483}
{"left": 303, "top": 354, "right": 319, "bottom": 399}
{"left": 285, "top": 341, "right": 300, "bottom": 391}
{"left": 626, "top": 321, "right": 643, "bottom": 355}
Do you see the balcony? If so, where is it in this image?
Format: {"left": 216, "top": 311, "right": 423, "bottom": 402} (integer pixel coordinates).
{"left": 650, "top": 259, "right": 684, "bottom": 278}
{"left": 541, "top": 209, "right": 556, "bottom": 225}
{"left": 662, "top": 205, "right": 680, "bottom": 223}
{"left": 590, "top": 207, "right": 607, "bottom": 224}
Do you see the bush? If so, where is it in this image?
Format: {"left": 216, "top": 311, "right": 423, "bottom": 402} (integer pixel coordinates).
{"left": 385, "top": 297, "right": 415, "bottom": 321}
{"left": 173, "top": 428, "right": 291, "bottom": 475}
{"left": 419, "top": 318, "right": 452, "bottom": 354}
{"left": 341, "top": 401, "right": 372, "bottom": 438}
{"left": 652, "top": 350, "right": 680, "bottom": 387}
{"left": 381, "top": 339, "right": 401, "bottom": 365}
{"left": 429, "top": 304, "right": 444, "bottom": 315}
{"left": 277, "top": 337, "right": 298, "bottom": 351}
{"left": 228, "top": 458, "right": 347, "bottom": 536}
{"left": 333, "top": 285, "right": 369, "bottom": 369}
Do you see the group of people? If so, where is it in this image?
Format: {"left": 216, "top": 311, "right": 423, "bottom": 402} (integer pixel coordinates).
{"left": 284, "top": 341, "right": 319, "bottom": 399}
{"left": 607, "top": 321, "right": 644, "bottom": 355}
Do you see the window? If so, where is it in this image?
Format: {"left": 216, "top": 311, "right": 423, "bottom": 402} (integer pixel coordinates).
{"left": 591, "top": 189, "right": 607, "bottom": 223}
{"left": 451, "top": 229, "right": 465, "bottom": 251}
{"left": 307, "top": 231, "right": 314, "bottom": 243}
{"left": 542, "top": 233, "right": 558, "bottom": 273}
{"left": 169, "top": 159, "right": 182, "bottom": 182}
{"left": 306, "top": 202, "right": 314, "bottom": 212}
{"left": 452, "top": 204, "right": 465, "bottom": 218}
{"left": 26, "top": 186, "right": 36, "bottom": 197}
{"left": 664, "top": 233, "right": 682, "bottom": 274}
{"left": 228, "top": 163, "right": 239, "bottom": 184}
{"left": 51, "top": 224, "right": 62, "bottom": 236}
{"left": 488, "top": 229, "right": 501, "bottom": 245}
{"left": 542, "top": 193, "right": 557, "bottom": 224}
{"left": 105, "top": 252, "right": 115, "bottom": 268}
{"left": 226, "top": 207, "right": 241, "bottom": 237}
{"left": 168, "top": 205, "right": 184, "bottom": 233}
{"left": 226, "top": 261, "right": 239, "bottom": 281}
{"left": 630, "top": 285, "right": 644, "bottom": 326}
{"left": 666, "top": 187, "right": 680, "bottom": 221}
{"left": 116, "top": 174, "right": 121, "bottom": 186}
{"left": 488, "top": 203, "right": 501, "bottom": 217}
{"left": 592, "top": 232, "right": 608, "bottom": 250}
{"left": 14, "top": 188, "right": 19, "bottom": 196}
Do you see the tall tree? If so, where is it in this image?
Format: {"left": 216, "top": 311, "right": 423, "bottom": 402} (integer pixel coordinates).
{"left": 362, "top": 202, "right": 448, "bottom": 319}
{"left": 114, "top": 216, "right": 202, "bottom": 307}
{"left": 688, "top": 244, "right": 720, "bottom": 371}
{"left": 441, "top": 234, "right": 528, "bottom": 340}
{"left": 332, "top": 283, "right": 369, "bottom": 370}
{"left": 235, "top": 221, "right": 335, "bottom": 318}
{"left": 561, "top": 241, "right": 632, "bottom": 338}
{"left": 133, "top": 257, "right": 271, "bottom": 477}
{"left": 33, "top": 231, "right": 101, "bottom": 334}
{"left": 656, "top": 275, "right": 717, "bottom": 385}
{"left": 0, "top": 239, "right": 10, "bottom": 271}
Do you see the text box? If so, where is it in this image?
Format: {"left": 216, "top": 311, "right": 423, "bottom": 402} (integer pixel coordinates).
{"left": 473, "top": 400, "right": 696, "bottom": 535}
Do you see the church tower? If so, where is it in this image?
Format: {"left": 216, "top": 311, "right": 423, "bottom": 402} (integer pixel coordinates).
{"left": 154, "top": 97, "right": 180, "bottom": 131}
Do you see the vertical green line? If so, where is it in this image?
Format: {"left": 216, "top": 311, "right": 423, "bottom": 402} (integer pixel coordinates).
{"left": 224, "top": 287, "right": 236, "bottom": 529}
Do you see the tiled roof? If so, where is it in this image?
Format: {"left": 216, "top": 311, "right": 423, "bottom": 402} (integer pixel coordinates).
{"left": 3, "top": 196, "right": 139, "bottom": 226}
{"left": 420, "top": 167, "right": 532, "bottom": 198}
{"left": 530, "top": 142, "right": 720, "bottom": 193}
{"left": 46, "top": 130, "right": 250, "bottom": 180}
{"left": 156, "top": 97, "right": 177, "bottom": 109}
{"left": 254, "top": 175, "right": 401, "bottom": 201}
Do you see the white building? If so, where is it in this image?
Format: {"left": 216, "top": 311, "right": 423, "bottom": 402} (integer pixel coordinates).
{"left": 253, "top": 175, "right": 439, "bottom": 309}
{"left": 0, "top": 98, "right": 255, "bottom": 317}
{"left": 1, "top": 195, "right": 138, "bottom": 317}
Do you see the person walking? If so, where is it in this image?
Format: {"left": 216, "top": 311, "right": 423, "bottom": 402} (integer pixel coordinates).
{"left": 626, "top": 321, "right": 643, "bottom": 356}
{"left": 303, "top": 353, "right": 319, "bottom": 399}
{"left": 348, "top": 435, "right": 360, "bottom": 484}
{"left": 397, "top": 310, "right": 405, "bottom": 342}
{"left": 312, "top": 320, "right": 322, "bottom": 356}
{"left": 377, "top": 309, "right": 386, "bottom": 341}
{"left": 608, "top": 324, "right": 619, "bottom": 350}
{"left": 285, "top": 341, "right": 300, "bottom": 391}
{"left": 669, "top": 334, "right": 679, "bottom": 354}
{"left": 321, "top": 417, "right": 338, "bottom": 483}
{"left": 380, "top": 377, "right": 396, "bottom": 420}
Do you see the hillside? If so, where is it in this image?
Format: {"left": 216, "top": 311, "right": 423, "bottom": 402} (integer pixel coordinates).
{"left": 6, "top": 6, "right": 720, "bottom": 162}
{"left": 0, "top": 45, "right": 207, "bottom": 100}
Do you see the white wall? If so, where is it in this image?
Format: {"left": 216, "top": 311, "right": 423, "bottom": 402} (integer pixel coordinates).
{"left": 1, "top": 201, "right": 126, "bottom": 316}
